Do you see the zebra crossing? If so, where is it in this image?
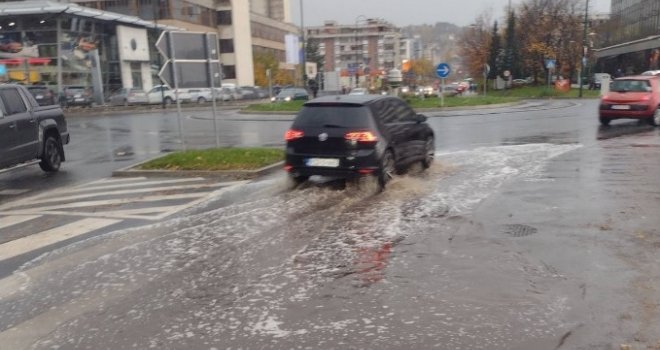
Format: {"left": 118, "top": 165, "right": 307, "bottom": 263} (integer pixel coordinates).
{"left": 0, "top": 176, "right": 246, "bottom": 265}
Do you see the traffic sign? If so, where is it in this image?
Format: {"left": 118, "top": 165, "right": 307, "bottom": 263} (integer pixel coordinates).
{"left": 545, "top": 59, "right": 556, "bottom": 70}
{"left": 436, "top": 63, "right": 451, "bottom": 78}
{"left": 156, "top": 31, "right": 221, "bottom": 89}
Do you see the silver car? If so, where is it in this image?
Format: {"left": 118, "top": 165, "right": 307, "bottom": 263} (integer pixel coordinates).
{"left": 108, "top": 88, "right": 148, "bottom": 106}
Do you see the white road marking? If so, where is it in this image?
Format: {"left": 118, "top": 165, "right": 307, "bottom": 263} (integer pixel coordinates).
{"left": 12, "top": 183, "right": 226, "bottom": 207}
{"left": 68, "top": 177, "right": 206, "bottom": 193}
{"left": 0, "top": 218, "right": 121, "bottom": 262}
{"left": 0, "top": 189, "right": 30, "bottom": 196}
{"left": 2, "top": 193, "right": 207, "bottom": 214}
{"left": 87, "top": 177, "right": 147, "bottom": 185}
{"left": 0, "top": 215, "right": 41, "bottom": 230}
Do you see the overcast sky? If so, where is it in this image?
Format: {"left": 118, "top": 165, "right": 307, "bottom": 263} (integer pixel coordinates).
{"left": 291, "top": 0, "right": 611, "bottom": 27}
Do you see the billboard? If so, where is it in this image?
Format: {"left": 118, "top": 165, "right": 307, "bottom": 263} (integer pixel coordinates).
{"left": 285, "top": 34, "right": 300, "bottom": 65}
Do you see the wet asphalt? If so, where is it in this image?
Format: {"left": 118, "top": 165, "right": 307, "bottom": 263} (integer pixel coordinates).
{"left": 1, "top": 99, "right": 660, "bottom": 349}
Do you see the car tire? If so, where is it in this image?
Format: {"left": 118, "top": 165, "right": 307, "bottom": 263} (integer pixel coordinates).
{"left": 198, "top": 97, "right": 207, "bottom": 104}
{"left": 287, "top": 175, "right": 309, "bottom": 189}
{"left": 599, "top": 117, "right": 611, "bottom": 126}
{"left": 378, "top": 149, "right": 396, "bottom": 190}
{"left": 39, "top": 135, "right": 62, "bottom": 172}
{"left": 422, "top": 136, "right": 435, "bottom": 169}
{"left": 164, "top": 97, "right": 173, "bottom": 105}
{"left": 123, "top": 99, "right": 128, "bottom": 107}
{"left": 652, "top": 108, "right": 660, "bottom": 127}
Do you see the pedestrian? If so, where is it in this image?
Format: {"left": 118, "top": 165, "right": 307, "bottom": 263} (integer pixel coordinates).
{"left": 308, "top": 79, "right": 319, "bottom": 98}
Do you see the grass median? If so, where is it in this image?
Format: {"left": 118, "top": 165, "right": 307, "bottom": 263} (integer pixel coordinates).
{"left": 139, "top": 148, "right": 284, "bottom": 171}
{"left": 242, "top": 86, "right": 600, "bottom": 113}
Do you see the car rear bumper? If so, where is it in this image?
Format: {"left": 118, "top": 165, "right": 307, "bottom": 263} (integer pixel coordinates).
{"left": 285, "top": 149, "right": 380, "bottom": 178}
{"left": 599, "top": 110, "right": 653, "bottom": 119}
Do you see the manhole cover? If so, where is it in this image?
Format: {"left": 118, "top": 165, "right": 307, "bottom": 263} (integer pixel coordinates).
{"left": 502, "top": 224, "right": 538, "bottom": 237}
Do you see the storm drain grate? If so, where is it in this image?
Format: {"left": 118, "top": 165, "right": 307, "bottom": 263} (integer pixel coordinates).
{"left": 502, "top": 224, "right": 538, "bottom": 238}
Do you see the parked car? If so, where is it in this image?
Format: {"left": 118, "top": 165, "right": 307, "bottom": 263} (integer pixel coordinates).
{"left": 283, "top": 95, "right": 434, "bottom": 190}
{"left": 599, "top": 75, "right": 660, "bottom": 126}
{"left": 349, "top": 88, "right": 368, "bottom": 95}
{"left": 147, "top": 85, "right": 192, "bottom": 105}
{"left": 240, "top": 86, "right": 267, "bottom": 99}
{"left": 641, "top": 70, "right": 660, "bottom": 76}
{"left": 26, "top": 86, "right": 56, "bottom": 106}
{"left": 591, "top": 73, "right": 611, "bottom": 90}
{"left": 0, "top": 84, "right": 70, "bottom": 172}
{"left": 108, "top": 88, "right": 148, "bottom": 106}
{"left": 221, "top": 83, "right": 243, "bottom": 100}
{"left": 60, "top": 85, "right": 93, "bottom": 107}
{"left": 271, "top": 88, "right": 309, "bottom": 102}
{"left": 188, "top": 88, "right": 213, "bottom": 104}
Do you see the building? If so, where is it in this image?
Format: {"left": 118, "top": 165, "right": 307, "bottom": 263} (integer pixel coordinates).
{"left": 594, "top": 0, "right": 660, "bottom": 75}
{"left": 306, "top": 19, "right": 401, "bottom": 88}
{"left": 74, "top": 0, "right": 298, "bottom": 86}
{"left": 0, "top": 0, "right": 170, "bottom": 102}
{"left": 0, "top": 0, "right": 298, "bottom": 99}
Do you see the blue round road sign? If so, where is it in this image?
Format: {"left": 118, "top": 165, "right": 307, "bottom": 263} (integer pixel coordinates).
{"left": 436, "top": 63, "right": 451, "bottom": 78}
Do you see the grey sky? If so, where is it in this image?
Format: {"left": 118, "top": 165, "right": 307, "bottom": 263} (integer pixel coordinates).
{"left": 291, "top": 0, "right": 611, "bottom": 27}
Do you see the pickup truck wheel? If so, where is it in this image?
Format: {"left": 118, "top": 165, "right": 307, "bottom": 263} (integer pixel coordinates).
{"left": 39, "top": 136, "right": 62, "bottom": 172}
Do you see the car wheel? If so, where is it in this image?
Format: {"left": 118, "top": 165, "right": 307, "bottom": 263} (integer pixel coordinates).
{"left": 378, "top": 150, "right": 396, "bottom": 190}
{"left": 198, "top": 97, "right": 207, "bottom": 104}
{"left": 287, "top": 175, "right": 309, "bottom": 189}
{"left": 123, "top": 99, "right": 128, "bottom": 107}
{"left": 39, "top": 135, "right": 62, "bottom": 172}
{"left": 599, "top": 117, "right": 611, "bottom": 126}
{"left": 422, "top": 136, "right": 435, "bottom": 169}
{"left": 652, "top": 108, "right": 660, "bottom": 127}
{"left": 164, "top": 97, "right": 173, "bottom": 105}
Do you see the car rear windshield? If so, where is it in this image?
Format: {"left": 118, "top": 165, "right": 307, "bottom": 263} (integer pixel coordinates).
{"left": 611, "top": 80, "right": 652, "bottom": 92}
{"left": 293, "top": 104, "right": 372, "bottom": 128}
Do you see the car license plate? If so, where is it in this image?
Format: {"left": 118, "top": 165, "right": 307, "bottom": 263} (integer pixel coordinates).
{"left": 306, "top": 158, "right": 339, "bottom": 167}
{"left": 611, "top": 105, "right": 630, "bottom": 110}
{"left": 75, "top": 98, "right": 84, "bottom": 102}
{"left": 36, "top": 94, "right": 43, "bottom": 99}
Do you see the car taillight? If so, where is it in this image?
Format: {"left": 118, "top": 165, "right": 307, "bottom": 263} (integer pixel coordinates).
{"left": 345, "top": 131, "right": 378, "bottom": 142}
{"left": 285, "top": 129, "right": 304, "bottom": 141}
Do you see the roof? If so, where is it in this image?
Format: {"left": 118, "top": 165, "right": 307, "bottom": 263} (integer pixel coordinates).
{"left": 305, "top": 94, "right": 389, "bottom": 106}
{"left": 0, "top": 0, "right": 179, "bottom": 30}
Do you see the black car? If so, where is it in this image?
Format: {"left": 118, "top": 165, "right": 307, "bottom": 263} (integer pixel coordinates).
{"left": 272, "top": 88, "right": 309, "bottom": 102}
{"left": 60, "top": 86, "right": 93, "bottom": 107}
{"left": 284, "top": 95, "right": 435, "bottom": 190}
{"left": 26, "top": 86, "right": 56, "bottom": 106}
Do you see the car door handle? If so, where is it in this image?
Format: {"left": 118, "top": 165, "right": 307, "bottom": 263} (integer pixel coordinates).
{"left": 8, "top": 124, "right": 15, "bottom": 128}
{"left": 29, "top": 119, "right": 36, "bottom": 123}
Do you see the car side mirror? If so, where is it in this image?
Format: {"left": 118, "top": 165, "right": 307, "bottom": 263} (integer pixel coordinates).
{"left": 416, "top": 114, "right": 427, "bottom": 123}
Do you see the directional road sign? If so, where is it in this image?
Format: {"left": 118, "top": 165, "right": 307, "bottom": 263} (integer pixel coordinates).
{"left": 545, "top": 59, "right": 556, "bottom": 70}
{"left": 436, "top": 63, "right": 451, "bottom": 78}
{"left": 156, "top": 31, "right": 220, "bottom": 88}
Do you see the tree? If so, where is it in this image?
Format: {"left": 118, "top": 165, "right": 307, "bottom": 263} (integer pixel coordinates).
{"left": 503, "top": 10, "right": 521, "bottom": 79}
{"left": 486, "top": 21, "right": 502, "bottom": 80}
{"left": 253, "top": 52, "right": 279, "bottom": 87}
{"left": 457, "top": 12, "right": 492, "bottom": 79}
{"left": 305, "top": 38, "right": 324, "bottom": 75}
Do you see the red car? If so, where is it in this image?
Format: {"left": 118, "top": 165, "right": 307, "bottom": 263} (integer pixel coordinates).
{"left": 599, "top": 75, "right": 660, "bottom": 126}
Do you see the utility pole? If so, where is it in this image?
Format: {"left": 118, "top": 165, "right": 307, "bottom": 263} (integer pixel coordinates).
{"left": 579, "top": 0, "right": 589, "bottom": 98}
{"left": 154, "top": 1, "right": 166, "bottom": 108}
{"left": 300, "top": 0, "right": 306, "bottom": 88}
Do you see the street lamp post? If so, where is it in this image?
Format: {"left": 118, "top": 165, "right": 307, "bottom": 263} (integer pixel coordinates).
{"left": 300, "top": 0, "right": 306, "bottom": 88}
{"left": 355, "top": 15, "right": 367, "bottom": 88}
{"left": 579, "top": 0, "right": 589, "bottom": 98}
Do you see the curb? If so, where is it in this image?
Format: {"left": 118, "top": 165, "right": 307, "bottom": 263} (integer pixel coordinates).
{"left": 63, "top": 102, "right": 255, "bottom": 118}
{"left": 111, "top": 156, "right": 284, "bottom": 180}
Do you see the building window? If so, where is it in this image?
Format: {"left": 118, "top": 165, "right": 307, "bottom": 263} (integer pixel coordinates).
{"left": 219, "top": 39, "right": 234, "bottom": 53}
{"left": 222, "top": 64, "right": 236, "bottom": 79}
{"left": 217, "top": 10, "right": 232, "bottom": 25}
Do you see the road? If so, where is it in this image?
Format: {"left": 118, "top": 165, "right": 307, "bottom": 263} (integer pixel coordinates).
{"left": 0, "top": 100, "right": 659, "bottom": 349}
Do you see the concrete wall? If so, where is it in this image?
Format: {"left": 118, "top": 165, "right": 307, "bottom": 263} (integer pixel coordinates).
{"left": 231, "top": 0, "right": 255, "bottom": 86}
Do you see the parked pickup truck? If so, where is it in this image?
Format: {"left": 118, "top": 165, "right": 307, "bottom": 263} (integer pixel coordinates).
{"left": 0, "top": 84, "right": 70, "bottom": 172}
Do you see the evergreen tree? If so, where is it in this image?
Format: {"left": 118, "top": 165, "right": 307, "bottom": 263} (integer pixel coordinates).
{"left": 503, "top": 11, "right": 521, "bottom": 78}
{"left": 487, "top": 21, "right": 501, "bottom": 80}
{"left": 305, "top": 38, "right": 324, "bottom": 75}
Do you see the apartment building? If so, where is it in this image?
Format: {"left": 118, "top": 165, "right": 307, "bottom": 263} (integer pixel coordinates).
{"left": 306, "top": 19, "right": 401, "bottom": 87}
